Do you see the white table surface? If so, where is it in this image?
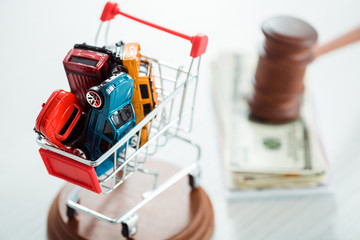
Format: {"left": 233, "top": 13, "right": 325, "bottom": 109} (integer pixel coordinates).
{"left": 1, "top": 0, "right": 360, "bottom": 239}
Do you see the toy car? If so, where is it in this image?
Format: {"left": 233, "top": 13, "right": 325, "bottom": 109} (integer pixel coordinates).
{"left": 63, "top": 43, "right": 126, "bottom": 109}
{"left": 64, "top": 42, "right": 158, "bottom": 146}
{"left": 122, "top": 43, "right": 159, "bottom": 146}
{"left": 73, "top": 72, "right": 136, "bottom": 176}
{"left": 35, "top": 89, "right": 85, "bottom": 152}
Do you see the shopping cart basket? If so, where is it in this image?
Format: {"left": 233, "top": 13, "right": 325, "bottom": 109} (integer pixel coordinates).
{"left": 36, "top": 1, "right": 208, "bottom": 237}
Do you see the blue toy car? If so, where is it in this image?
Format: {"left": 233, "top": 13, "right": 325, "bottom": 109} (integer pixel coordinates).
{"left": 73, "top": 72, "right": 136, "bottom": 176}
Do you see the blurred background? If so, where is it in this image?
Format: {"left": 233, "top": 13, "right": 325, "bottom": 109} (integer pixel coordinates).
{"left": 0, "top": 0, "right": 360, "bottom": 239}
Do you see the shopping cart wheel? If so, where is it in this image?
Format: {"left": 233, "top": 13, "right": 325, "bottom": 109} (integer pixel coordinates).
{"left": 189, "top": 168, "right": 201, "bottom": 189}
{"left": 121, "top": 214, "right": 139, "bottom": 238}
{"left": 66, "top": 206, "right": 77, "bottom": 220}
{"left": 189, "top": 175, "right": 198, "bottom": 189}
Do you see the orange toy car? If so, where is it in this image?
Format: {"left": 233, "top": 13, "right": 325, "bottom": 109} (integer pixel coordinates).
{"left": 122, "top": 43, "right": 159, "bottom": 146}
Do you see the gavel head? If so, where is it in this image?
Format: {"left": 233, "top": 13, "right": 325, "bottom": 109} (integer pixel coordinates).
{"left": 248, "top": 16, "right": 318, "bottom": 123}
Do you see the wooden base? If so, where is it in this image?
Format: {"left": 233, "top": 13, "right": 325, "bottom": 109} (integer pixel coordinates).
{"left": 47, "top": 160, "right": 214, "bottom": 240}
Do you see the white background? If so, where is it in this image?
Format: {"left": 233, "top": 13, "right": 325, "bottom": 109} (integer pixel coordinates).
{"left": 1, "top": 0, "right": 360, "bottom": 239}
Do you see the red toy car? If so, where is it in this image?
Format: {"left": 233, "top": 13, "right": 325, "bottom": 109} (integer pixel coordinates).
{"left": 63, "top": 43, "right": 125, "bottom": 109}
{"left": 35, "top": 89, "right": 85, "bottom": 152}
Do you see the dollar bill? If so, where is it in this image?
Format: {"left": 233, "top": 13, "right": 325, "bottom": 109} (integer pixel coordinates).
{"left": 212, "top": 53, "right": 328, "bottom": 190}
{"left": 228, "top": 114, "right": 326, "bottom": 175}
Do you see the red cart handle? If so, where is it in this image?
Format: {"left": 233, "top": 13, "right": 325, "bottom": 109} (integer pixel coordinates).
{"left": 100, "top": 1, "right": 208, "bottom": 58}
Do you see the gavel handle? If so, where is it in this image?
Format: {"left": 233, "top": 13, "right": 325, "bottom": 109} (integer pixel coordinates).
{"left": 314, "top": 25, "right": 360, "bottom": 58}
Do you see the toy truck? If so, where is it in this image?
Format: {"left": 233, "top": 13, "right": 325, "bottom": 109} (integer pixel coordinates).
{"left": 35, "top": 89, "right": 85, "bottom": 152}
{"left": 63, "top": 43, "right": 125, "bottom": 109}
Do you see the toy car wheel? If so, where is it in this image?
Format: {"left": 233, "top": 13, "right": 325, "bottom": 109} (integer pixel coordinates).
{"left": 111, "top": 64, "right": 128, "bottom": 75}
{"left": 129, "top": 133, "right": 139, "bottom": 148}
{"left": 73, "top": 147, "right": 88, "bottom": 159}
{"left": 86, "top": 90, "right": 103, "bottom": 108}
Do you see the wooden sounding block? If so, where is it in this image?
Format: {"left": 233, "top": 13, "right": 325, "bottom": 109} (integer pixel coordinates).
{"left": 47, "top": 160, "right": 214, "bottom": 240}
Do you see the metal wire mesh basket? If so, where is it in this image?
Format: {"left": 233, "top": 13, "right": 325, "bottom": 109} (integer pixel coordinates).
{"left": 35, "top": 2, "right": 208, "bottom": 237}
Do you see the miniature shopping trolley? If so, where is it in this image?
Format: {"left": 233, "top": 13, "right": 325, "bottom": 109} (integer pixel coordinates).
{"left": 35, "top": 2, "right": 208, "bottom": 237}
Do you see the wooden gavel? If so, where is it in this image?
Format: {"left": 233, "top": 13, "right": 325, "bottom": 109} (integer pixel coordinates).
{"left": 248, "top": 16, "right": 360, "bottom": 123}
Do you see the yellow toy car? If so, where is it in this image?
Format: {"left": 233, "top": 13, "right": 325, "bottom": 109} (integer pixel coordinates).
{"left": 122, "top": 43, "right": 158, "bottom": 146}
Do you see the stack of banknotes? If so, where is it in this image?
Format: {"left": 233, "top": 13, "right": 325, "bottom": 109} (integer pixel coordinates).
{"left": 212, "top": 53, "right": 328, "bottom": 194}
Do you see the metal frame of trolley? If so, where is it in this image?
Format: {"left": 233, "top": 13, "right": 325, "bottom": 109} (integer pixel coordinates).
{"left": 36, "top": 2, "right": 208, "bottom": 237}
